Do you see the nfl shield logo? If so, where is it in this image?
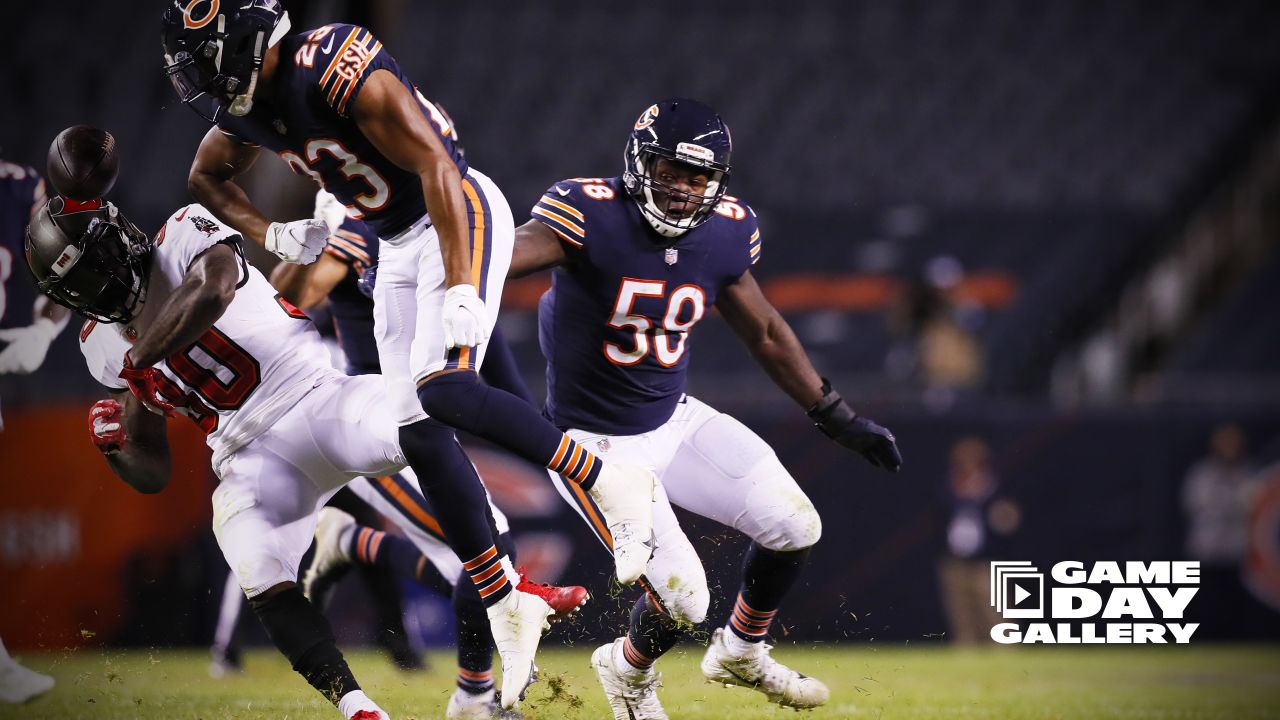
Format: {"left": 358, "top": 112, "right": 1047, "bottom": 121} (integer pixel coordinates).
{"left": 664, "top": 248, "right": 678, "bottom": 265}
{"left": 597, "top": 438, "right": 611, "bottom": 452}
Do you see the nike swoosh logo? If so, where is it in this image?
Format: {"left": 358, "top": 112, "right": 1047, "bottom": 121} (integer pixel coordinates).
{"left": 555, "top": 186, "right": 571, "bottom": 196}
{"left": 322, "top": 36, "right": 335, "bottom": 54}
{"left": 175, "top": 207, "right": 188, "bottom": 221}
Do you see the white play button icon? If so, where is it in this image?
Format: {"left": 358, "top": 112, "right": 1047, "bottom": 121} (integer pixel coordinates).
{"left": 1014, "top": 585, "right": 1032, "bottom": 605}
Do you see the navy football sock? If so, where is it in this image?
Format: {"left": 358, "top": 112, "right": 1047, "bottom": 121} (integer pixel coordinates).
{"left": 417, "top": 372, "right": 604, "bottom": 490}
{"left": 248, "top": 587, "right": 359, "bottom": 704}
{"left": 452, "top": 570, "right": 495, "bottom": 693}
{"left": 348, "top": 527, "right": 424, "bottom": 586}
{"left": 397, "top": 419, "right": 512, "bottom": 606}
{"left": 623, "top": 593, "right": 684, "bottom": 670}
{"left": 728, "top": 543, "right": 811, "bottom": 642}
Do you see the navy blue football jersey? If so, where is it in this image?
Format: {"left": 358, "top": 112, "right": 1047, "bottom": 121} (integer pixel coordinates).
{"left": 533, "top": 177, "right": 761, "bottom": 435}
{"left": 216, "top": 24, "right": 466, "bottom": 237}
{"left": 0, "top": 162, "right": 46, "bottom": 329}
{"left": 322, "top": 216, "right": 380, "bottom": 375}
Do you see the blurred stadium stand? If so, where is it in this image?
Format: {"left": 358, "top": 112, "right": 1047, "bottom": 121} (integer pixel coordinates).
{"left": 3, "top": 0, "right": 1280, "bottom": 647}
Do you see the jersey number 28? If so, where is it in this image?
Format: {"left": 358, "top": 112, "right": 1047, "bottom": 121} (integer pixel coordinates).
{"left": 605, "top": 278, "right": 705, "bottom": 367}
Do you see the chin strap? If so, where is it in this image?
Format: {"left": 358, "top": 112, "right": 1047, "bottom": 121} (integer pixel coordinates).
{"left": 227, "top": 30, "right": 265, "bottom": 117}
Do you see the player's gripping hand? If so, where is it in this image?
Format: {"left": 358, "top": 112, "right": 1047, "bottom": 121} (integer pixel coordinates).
{"left": 265, "top": 219, "right": 328, "bottom": 264}
{"left": 88, "top": 399, "right": 126, "bottom": 455}
{"left": 118, "top": 355, "right": 177, "bottom": 417}
{"left": 0, "top": 318, "right": 61, "bottom": 374}
{"left": 441, "top": 284, "right": 490, "bottom": 349}
{"left": 807, "top": 380, "right": 902, "bottom": 472}
{"left": 313, "top": 190, "right": 348, "bottom": 233}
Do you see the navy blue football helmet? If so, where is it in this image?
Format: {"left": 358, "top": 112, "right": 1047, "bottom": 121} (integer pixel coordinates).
{"left": 623, "top": 98, "right": 732, "bottom": 238}
{"left": 161, "top": 0, "right": 292, "bottom": 121}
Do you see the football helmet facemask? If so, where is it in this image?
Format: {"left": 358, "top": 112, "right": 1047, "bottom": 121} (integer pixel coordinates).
{"left": 25, "top": 198, "right": 152, "bottom": 324}
{"left": 623, "top": 98, "right": 732, "bottom": 238}
{"left": 161, "top": 0, "right": 292, "bottom": 121}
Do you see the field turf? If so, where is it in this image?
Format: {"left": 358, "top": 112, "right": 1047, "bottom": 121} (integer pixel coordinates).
{"left": 5, "top": 644, "right": 1279, "bottom": 719}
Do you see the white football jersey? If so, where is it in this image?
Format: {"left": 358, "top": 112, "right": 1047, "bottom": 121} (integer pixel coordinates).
{"left": 79, "top": 203, "right": 340, "bottom": 471}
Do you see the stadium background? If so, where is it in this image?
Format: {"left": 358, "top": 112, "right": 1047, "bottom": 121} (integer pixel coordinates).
{"left": 2, "top": 0, "right": 1280, "bottom": 661}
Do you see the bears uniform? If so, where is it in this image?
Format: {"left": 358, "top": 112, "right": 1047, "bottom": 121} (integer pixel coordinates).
{"left": 77, "top": 203, "right": 404, "bottom": 597}
{"left": 313, "top": 217, "right": 514, "bottom": 583}
{"left": 536, "top": 177, "right": 760, "bottom": 435}
{"left": 213, "top": 22, "right": 513, "bottom": 418}
{"left": 516, "top": 99, "right": 898, "bottom": 718}
{"left": 532, "top": 177, "right": 817, "bottom": 625}
{"left": 0, "top": 162, "right": 45, "bottom": 330}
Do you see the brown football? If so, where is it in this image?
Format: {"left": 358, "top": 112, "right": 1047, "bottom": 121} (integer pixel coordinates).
{"left": 46, "top": 125, "right": 120, "bottom": 201}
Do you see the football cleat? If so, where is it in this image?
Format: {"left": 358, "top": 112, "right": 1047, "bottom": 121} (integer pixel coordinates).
{"left": 486, "top": 590, "right": 553, "bottom": 709}
{"left": 515, "top": 569, "right": 589, "bottom": 622}
{"left": 700, "top": 628, "right": 829, "bottom": 709}
{"left": 303, "top": 508, "right": 356, "bottom": 606}
{"left": 588, "top": 465, "right": 658, "bottom": 585}
{"left": 349, "top": 712, "right": 386, "bottom": 720}
{"left": 445, "top": 687, "right": 524, "bottom": 719}
{"left": 591, "top": 638, "right": 668, "bottom": 720}
{"left": 0, "top": 658, "right": 54, "bottom": 704}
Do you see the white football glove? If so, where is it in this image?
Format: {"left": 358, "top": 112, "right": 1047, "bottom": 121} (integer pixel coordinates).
{"left": 265, "top": 219, "right": 328, "bottom": 264}
{"left": 313, "top": 189, "right": 349, "bottom": 233}
{"left": 441, "top": 284, "right": 489, "bottom": 349}
{"left": 0, "top": 318, "right": 62, "bottom": 374}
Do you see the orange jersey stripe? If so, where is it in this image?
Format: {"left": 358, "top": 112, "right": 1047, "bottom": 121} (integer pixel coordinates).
{"left": 320, "top": 28, "right": 359, "bottom": 86}
{"left": 532, "top": 206, "right": 585, "bottom": 238}
{"left": 539, "top": 196, "right": 584, "bottom": 222}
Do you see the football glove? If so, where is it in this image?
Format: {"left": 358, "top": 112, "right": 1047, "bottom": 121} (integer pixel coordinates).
{"left": 119, "top": 354, "right": 177, "bottom": 417}
{"left": 265, "top": 219, "right": 328, "bottom": 264}
{"left": 0, "top": 317, "right": 61, "bottom": 374}
{"left": 313, "top": 189, "right": 348, "bottom": 233}
{"left": 88, "top": 398, "right": 126, "bottom": 455}
{"left": 441, "top": 284, "right": 489, "bottom": 349}
{"left": 807, "top": 379, "right": 902, "bottom": 472}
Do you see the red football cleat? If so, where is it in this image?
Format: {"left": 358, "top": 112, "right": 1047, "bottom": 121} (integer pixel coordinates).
{"left": 349, "top": 712, "right": 384, "bottom": 720}
{"left": 516, "top": 569, "right": 589, "bottom": 622}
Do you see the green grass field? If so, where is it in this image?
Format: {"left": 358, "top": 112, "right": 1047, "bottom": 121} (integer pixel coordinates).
{"left": 6, "top": 644, "right": 1279, "bottom": 719}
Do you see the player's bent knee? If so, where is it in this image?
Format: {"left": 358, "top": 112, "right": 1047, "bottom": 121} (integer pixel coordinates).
{"left": 654, "top": 568, "right": 711, "bottom": 625}
{"left": 415, "top": 370, "right": 483, "bottom": 427}
{"left": 748, "top": 482, "right": 823, "bottom": 552}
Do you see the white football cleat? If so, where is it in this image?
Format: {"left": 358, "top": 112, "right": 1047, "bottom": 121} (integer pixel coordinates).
{"left": 0, "top": 658, "right": 54, "bottom": 704}
{"left": 486, "top": 590, "right": 552, "bottom": 709}
{"left": 588, "top": 465, "right": 657, "bottom": 585}
{"left": 304, "top": 507, "right": 356, "bottom": 603}
{"left": 700, "top": 628, "right": 829, "bottom": 709}
{"left": 446, "top": 687, "right": 524, "bottom": 719}
{"left": 591, "top": 638, "right": 668, "bottom": 720}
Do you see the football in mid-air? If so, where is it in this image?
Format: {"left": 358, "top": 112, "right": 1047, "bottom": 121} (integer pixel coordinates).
{"left": 46, "top": 125, "right": 120, "bottom": 201}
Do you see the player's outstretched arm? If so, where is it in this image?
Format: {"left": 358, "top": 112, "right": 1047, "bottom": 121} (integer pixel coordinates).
{"left": 188, "top": 128, "right": 268, "bottom": 243}
{"left": 89, "top": 392, "right": 171, "bottom": 494}
{"left": 126, "top": 244, "right": 240, "bottom": 369}
{"left": 718, "top": 270, "right": 902, "bottom": 471}
{"left": 508, "top": 220, "right": 568, "bottom": 278}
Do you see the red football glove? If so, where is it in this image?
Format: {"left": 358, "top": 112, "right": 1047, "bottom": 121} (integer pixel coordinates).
{"left": 118, "top": 354, "right": 177, "bottom": 417}
{"left": 88, "top": 399, "right": 126, "bottom": 455}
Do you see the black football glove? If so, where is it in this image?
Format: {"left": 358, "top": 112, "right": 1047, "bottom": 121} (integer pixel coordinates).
{"left": 807, "top": 379, "right": 902, "bottom": 472}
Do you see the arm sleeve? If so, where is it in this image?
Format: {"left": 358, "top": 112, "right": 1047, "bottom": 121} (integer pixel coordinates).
{"left": 531, "top": 181, "right": 588, "bottom": 254}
